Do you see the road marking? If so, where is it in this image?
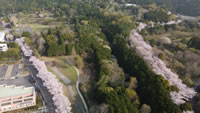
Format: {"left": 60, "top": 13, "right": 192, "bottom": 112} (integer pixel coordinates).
{"left": 19, "top": 64, "right": 24, "bottom": 69}
{"left": 5, "top": 65, "right": 13, "bottom": 78}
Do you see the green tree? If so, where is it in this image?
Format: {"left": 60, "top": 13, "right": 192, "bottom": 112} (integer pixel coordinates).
{"left": 22, "top": 31, "right": 31, "bottom": 37}
{"left": 140, "top": 104, "right": 151, "bottom": 113}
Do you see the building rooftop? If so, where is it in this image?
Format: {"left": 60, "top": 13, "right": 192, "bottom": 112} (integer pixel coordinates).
{"left": 0, "top": 85, "right": 34, "bottom": 99}
{"left": 0, "top": 43, "right": 8, "bottom": 51}
{"left": 0, "top": 32, "right": 5, "bottom": 42}
{"left": 0, "top": 76, "right": 35, "bottom": 99}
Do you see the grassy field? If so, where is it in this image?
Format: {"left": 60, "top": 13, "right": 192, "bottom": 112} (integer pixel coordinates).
{"left": 144, "top": 30, "right": 197, "bottom": 46}
{"left": 25, "top": 24, "right": 55, "bottom": 32}
{"left": 44, "top": 56, "right": 77, "bottom": 83}
{"left": 54, "top": 57, "right": 77, "bottom": 83}
{"left": 12, "top": 13, "right": 66, "bottom": 33}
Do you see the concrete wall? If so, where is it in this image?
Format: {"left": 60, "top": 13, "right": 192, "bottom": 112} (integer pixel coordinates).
{"left": 0, "top": 90, "right": 36, "bottom": 112}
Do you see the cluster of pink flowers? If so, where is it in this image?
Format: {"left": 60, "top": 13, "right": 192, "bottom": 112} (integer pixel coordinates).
{"left": 16, "top": 37, "right": 72, "bottom": 113}
{"left": 183, "top": 111, "right": 194, "bottom": 113}
{"left": 149, "top": 20, "right": 182, "bottom": 28}
{"left": 128, "top": 23, "right": 196, "bottom": 105}
{"left": 16, "top": 38, "right": 33, "bottom": 57}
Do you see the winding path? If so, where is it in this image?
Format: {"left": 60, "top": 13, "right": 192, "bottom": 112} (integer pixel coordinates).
{"left": 72, "top": 66, "right": 89, "bottom": 113}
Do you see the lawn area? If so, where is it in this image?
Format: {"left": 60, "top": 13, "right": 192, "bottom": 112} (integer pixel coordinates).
{"left": 46, "top": 56, "right": 77, "bottom": 83}
{"left": 144, "top": 30, "right": 196, "bottom": 44}
{"left": 14, "top": 13, "right": 65, "bottom": 33}
{"left": 27, "top": 24, "right": 53, "bottom": 32}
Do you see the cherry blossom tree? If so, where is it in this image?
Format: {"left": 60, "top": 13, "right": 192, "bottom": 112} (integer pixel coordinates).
{"left": 183, "top": 111, "right": 194, "bottom": 113}
{"left": 16, "top": 37, "right": 72, "bottom": 113}
{"left": 128, "top": 23, "right": 196, "bottom": 105}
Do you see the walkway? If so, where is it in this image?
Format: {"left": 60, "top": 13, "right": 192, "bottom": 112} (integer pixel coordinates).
{"left": 51, "top": 66, "right": 76, "bottom": 99}
{"left": 73, "top": 66, "right": 89, "bottom": 113}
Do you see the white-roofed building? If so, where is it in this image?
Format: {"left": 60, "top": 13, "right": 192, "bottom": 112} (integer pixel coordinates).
{"left": 0, "top": 76, "right": 36, "bottom": 113}
{"left": 0, "top": 44, "right": 8, "bottom": 52}
{"left": 0, "top": 85, "right": 36, "bottom": 113}
{"left": 0, "top": 32, "right": 5, "bottom": 42}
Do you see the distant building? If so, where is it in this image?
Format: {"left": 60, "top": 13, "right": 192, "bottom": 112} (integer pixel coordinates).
{"left": 0, "top": 76, "right": 36, "bottom": 113}
{"left": 0, "top": 44, "right": 8, "bottom": 52}
{"left": 159, "top": 37, "right": 172, "bottom": 45}
{"left": 125, "top": 3, "right": 137, "bottom": 7}
{"left": 0, "top": 32, "right": 5, "bottom": 42}
{"left": 167, "top": 11, "right": 172, "bottom": 15}
{"left": 38, "top": 14, "right": 45, "bottom": 18}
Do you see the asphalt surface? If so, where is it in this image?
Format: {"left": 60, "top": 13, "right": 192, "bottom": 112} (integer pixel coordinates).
{"left": 0, "top": 64, "right": 7, "bottom": 78}
{"left": 23, "top": 57, "right": 56, "bottom": 113}
{"left": 11, "top": 64, "right": 21, "bottom": 76}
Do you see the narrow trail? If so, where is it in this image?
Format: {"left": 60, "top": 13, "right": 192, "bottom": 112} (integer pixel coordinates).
{"left": 65, "top": 56, "right": 89, "bottom": 113}
{"left": 72, "top": 66, "right": 89, "bottom": 113}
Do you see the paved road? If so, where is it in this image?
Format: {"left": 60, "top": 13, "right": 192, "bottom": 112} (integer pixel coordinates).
{"left": 23, "top": 57, "right": 56, "bottom": 113}
{"left": 0, "top": 65, "right": 8, "bottom": 78}
{"left": 11, "top": 64, "right": 21, "bottom": 76}
{"left": 24, "top": 55, "right": 89, "bottom": 113}
{"left": 5, "top": 65, "right": 13, "bottom": 78}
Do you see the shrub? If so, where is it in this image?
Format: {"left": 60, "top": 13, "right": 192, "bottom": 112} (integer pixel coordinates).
{"left": 22, "top": 31, "right": 31, "bottom": 37}
{"left": 180, "top": 102, "right": 192, "bottom": 111}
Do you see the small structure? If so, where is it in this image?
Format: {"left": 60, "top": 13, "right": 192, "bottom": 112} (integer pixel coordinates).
{"left": 0, "top": 44, "right": 8, "bottom": 52}
{"left": 51, "top": 61, "right": 56, "bottom": 67}
{"left": 159, "top": 37, "right": 172, "bottom": 45}
{"left": 0, "top": 76, "right": 36, "bottom": 113}
{"left": 125, "top": 3, "right": 137, "bottom": 7}
{"left": 167, "top": 11, "right": 172, "bottom": 15}
{"left": 6, "top": 34, "right": 14, "bottom": 41}
{"left": 0, "top": 32, "right": 5, "bottom": 42}
{"left": 38, "top": 14, "right": 45, "bottom": 18}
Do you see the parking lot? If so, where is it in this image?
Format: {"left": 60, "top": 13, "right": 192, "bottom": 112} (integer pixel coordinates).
{"left": 0, "top": 63, "right": 28, "bottom": 79}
